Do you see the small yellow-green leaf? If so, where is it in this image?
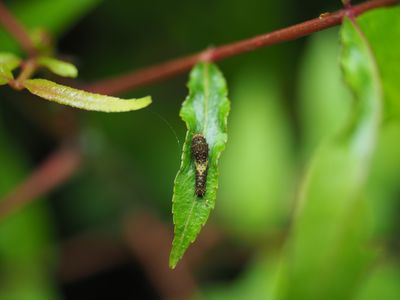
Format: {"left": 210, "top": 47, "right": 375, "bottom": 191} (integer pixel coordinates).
{"left": 23, "top": 79, "right": 151, "bottom": 112}
{"left": 170, "top": 62, "right": 230, "bottom": 268}
{"left": 0, "top": 52, "right": 21, "bottom": 85}
{"left": 0, "top": 52, "right": 22, "bottom": 70}
{"left": 0, "top": 67, "right": 13, "bottom": 85}
{"left": 38, "top": 56, "right": 78, "bottom": 78}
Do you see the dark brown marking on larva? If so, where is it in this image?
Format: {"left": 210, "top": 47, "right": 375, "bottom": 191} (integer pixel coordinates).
{"left": 191, "top": 134, "right": 209, "bottom": 197}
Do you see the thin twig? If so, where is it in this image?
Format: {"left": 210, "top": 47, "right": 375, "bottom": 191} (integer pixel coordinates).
{"left": 8, "top": 58, "right": 38, "bottom": 90}
{"left": 0, "top": 144, "right": 81, "bottom": 221}
{"left": 123, "top": 213, "right": 199, "bottom": 299}
{"left": 58, "top": 212, "right": 222, "bottom": 295}
{"left": 85, "top": 0, "right": 399, "bottom": 95}
{"left": 58, "top": 232, "right": 130, "bottom": 284}
{"left": 0, "top": 1, "right": 36, "bottom": 56}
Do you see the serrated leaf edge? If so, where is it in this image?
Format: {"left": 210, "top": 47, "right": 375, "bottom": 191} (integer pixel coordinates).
{"left": 170, "top": 63, "right": 230, "bottom": 268}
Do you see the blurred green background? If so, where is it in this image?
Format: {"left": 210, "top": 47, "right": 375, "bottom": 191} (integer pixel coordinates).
{"left": 0, "top": 0, "right": 399, "bottom": 299}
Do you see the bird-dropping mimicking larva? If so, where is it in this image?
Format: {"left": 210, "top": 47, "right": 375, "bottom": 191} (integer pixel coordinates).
{"left": 191, "top": 134, "right": 209, "bottom": 197}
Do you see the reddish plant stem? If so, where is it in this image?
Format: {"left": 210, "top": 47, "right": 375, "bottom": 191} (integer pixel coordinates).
{"left": 58, "top": 211, "right": 221, "bottom": 297}
{"left": 123, "top": 213, "right": 199, "bottom": 299}
{"left": 8, "top": 58, "right": 38, "bottom": 90}
{"left": 0, "top": 144, "right": 81, "bottom": 221}
{"left": 58, "top": 232, "right": 130, "bottom": 284}
{"left": 0, "top": 1, "right": 36, "bottom": 56}
{"left": 86, "top": 0, "right": 399, "bottom": 95}
{"left": 342, "top": 0, "right": 353, "bottom": 8}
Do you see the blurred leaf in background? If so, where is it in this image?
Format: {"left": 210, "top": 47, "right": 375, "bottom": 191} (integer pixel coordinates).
{"left": 0, "top": 118, "right": 58, "bottom": 300}
{"left": 357, "top": 7, "right": 400, "bottom": 119}
{"left": 365, "top": 120, "right": 400, "bottom": 238}
{"left": 297, "top": 28, "right": 352, "bottom": 161}
{"left": 198, "top": 252, "right": 282, "bottom": 300}
{"left": 278, "top": 16, "right": 382, "bottom": 300}
{"left": 217, "top": 66, "right": 294, "bottom": 241}
{"left": 357, "top": 7, "right": 400, "bottom": 241}
{"left": 355, "top": 263, "right": 400, "bottom": 300}
{"left": 297, "top": 9, "right": 400, "bottom": 298}
{"left": 0, "top": 52, "right": 21, "bottom": 84}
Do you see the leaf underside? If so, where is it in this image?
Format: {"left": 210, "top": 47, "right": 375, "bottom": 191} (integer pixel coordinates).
{"left": 170, "top": 62, "right": 230, "bottom": 268}
{"left": 23, "top": 78, "right": 152, "bottom": 112}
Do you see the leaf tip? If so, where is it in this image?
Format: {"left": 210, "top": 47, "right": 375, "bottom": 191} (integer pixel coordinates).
{"left": 38, "top": 56, "right": 79, "bottom": 78}
{"left": 137, "top": 95, "right": 152, "bottom": 107}
{"left": 65, "top": 65, "right": 78, "bottom": 78}
{"left": 169, "top": 259, "right": 178, "bottom": 269}
{"left": 168, "top": 245, "right": 182, "bottom": 269}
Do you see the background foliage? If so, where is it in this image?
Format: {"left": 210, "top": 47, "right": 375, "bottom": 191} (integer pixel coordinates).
{"left": 0, "top": 0, "right": 399, "bottom": 299}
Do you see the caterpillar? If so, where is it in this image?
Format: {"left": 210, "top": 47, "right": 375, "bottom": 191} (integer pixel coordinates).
{"left": 191, "top": 133, "right": 209, "bottom": 197}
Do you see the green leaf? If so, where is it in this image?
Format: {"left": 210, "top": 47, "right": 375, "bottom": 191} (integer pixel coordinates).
{"left": 298, "top": 28, "right": 352, "bottom": 161}
{"left": 281, "top": 18, "right": 382, "bottom": 300}
{"left": 354, "top": 263, "right": 400, "bottom": 300}
{"left": 0, "top": 52, "right": 21, "bottom": 85}
{"left": 217, "top": 67, "right": 293, "bottom": 241}
{"left": 0, "top": 52, "right": 22, "bottom": 70}
{"left": 23, "top": 78, "right": 152, "bottom": 112}
{"left": 37, "top": 56, "right": 78, "bottom": 78}
{"left": 169, "top": 62, "right": 230, "bottom": 269}
{"left": 0, "top": 67, "right": 13, "bottom": 85}
{"left": 200, "top": 252, "right": 282, "bottom": 300}
{"left": 358, "top": 7, "right": 400, "bottom": 119}
{"left": 365, "top": 120, "right": 400, "bottom": 237}
{"left": 0, "top": 117, "right": 58, "bottom": 300}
